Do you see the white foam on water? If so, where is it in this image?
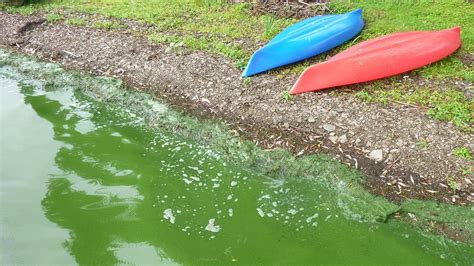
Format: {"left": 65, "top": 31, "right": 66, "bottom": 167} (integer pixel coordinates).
{"left": 228, "top": 208, "right": 233, "bottom": 217}
{"left": 189, "top": 176, "right": 200, "bottom": 181}
{"left": 230, "top": 181, "right": 237, "bottom": 187}
{"left": 205, "top": 218, "right": 221, "bottom": 233}
{"left": 306, "top": 213, "right": 319, "bottom": 223}
{"left": 288, "top": 209, "right": 298, "bottom": 215}
{"left": 256, "top": 208, "right": 265, "bottom": 217}
{"left": 163, "top": 209, "right": 175, "bottom": 224}
{"left": 259, "top": 194, "right": 271, "bottom": 200}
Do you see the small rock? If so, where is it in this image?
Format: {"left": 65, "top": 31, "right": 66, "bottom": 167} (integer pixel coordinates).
{"left": 369, "top": 150, "right": 383, "bottom": 162}
{"left": 329, "top": 136, "right": 338, "bottom": 144}
{"left": 308, "top": 117, "right": 316, "bottom": 123}
{"left": 323, "top": 123, "right": 335, "bottom": 132}
{"left": 396, "top": 139, "right": 404, "bottom": 147}
{"left": 338, "top": 134, "right": 347, "bottom": 144}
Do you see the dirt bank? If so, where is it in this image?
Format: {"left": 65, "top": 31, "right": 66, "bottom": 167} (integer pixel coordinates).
{"left": 0, "top": 12, "right": 472, "bottom": 206}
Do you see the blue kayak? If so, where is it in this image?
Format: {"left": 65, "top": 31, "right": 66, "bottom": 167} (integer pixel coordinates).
{"left": 242, "top": 9, "right": 364, "bottom": 77}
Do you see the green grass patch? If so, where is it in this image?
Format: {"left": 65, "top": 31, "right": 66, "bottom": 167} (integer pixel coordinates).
{"left": 355, "top": 87, "right": 473, "bottom": 131}
{"left": 148, "top": 33, "right": 249, "bottom": 64}
{"left": 92, "top": 20, "right": 123, "bottom": 30}
{"left": 64, "top": 17, "right": 86, "bottom": 26}
{"left": 280, "top": 90, "right": 293, "bottom": 102}
{"left": 452, "top": 147, "right": 472, "bottom": 161}
{"left": 415, "top": 140, "right": 429, "bottom": 150}
{"left": 45, "top": 13, "right": 62, "bottom": 23}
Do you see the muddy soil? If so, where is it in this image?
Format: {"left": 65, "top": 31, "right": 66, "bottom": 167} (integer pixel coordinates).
{"left": 0, "top": 12, "right": 472, "bottom": 206}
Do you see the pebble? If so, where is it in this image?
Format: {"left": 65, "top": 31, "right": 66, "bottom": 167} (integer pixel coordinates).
{"left": 369, "top": 149, "right": 384, "bottom": 162}
{"left": 323, "top": 123, "right": 335, "bottom": 132}
{"left": 338, "top": 134, "right": 347, "bottom": 144}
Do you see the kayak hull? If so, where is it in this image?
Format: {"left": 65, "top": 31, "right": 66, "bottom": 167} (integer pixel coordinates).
{"left": 290, "top": 27, "right": 461, "bottom": 94}
{"left": 242, "top": 9, "right": 364, "bottom": 77}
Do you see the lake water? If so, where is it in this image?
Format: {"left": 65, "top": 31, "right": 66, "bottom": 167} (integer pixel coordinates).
{"left": 1, "top": 51, "right": 472, "bottom": 265}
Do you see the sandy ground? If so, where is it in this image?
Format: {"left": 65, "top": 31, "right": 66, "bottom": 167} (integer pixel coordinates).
{"left": 0, "top": 12, "right": 472, "bottom": 205}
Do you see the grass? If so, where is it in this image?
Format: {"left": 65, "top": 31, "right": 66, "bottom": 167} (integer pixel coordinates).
{"left": 446, "top": 176, "right": 459, "bottom": 191}
{"left": 64, "top": 18, "right": 86, "bottom": 26}
{"left": 148, "top": 33, "right": 248, "bottom": 64}
{"left": 262, "top": 15, "right": 278, "bottom": 40}
{"left": 280, "top": 90, "right": 293, "bottom": 102}
{"left": 415, "top": 140, "right": 429, "bottom": 149}
{"left": 242, "top": 77, "right": 252, "bottom": 87}
{"left": 45, "top": 13, "right": 62, "bottom": 22}
{"left": 355, "top": 86, "right": 473, "bottom": 131}
{"left": 92, "top": 20, "right": 123, "bottom": 30}
{"left": 452, "top": 147, "right": 472, "bottom": 161}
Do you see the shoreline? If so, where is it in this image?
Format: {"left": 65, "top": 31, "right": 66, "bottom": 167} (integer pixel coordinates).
{"left": 0, "top": 11, "right": 472, "bottom": 207}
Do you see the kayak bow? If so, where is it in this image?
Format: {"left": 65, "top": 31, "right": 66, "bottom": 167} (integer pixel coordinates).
{"left": 242, "top": 9, "right": 364, "bottom": 77}
{"left": 290, "top": 27, "right": 461, "bottom": 94}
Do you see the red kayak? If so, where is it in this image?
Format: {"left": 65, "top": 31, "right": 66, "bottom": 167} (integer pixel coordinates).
{"left": 290, "top": 27, "right": 461, "bottom": 94}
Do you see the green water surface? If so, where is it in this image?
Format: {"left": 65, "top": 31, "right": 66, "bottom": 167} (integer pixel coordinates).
{"left": 0, "top": 52, "right": 472, "bottom": 265}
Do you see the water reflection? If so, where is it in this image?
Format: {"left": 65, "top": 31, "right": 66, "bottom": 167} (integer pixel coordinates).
{"left": 22, "top": 90, "right": 181, "bottom": 265}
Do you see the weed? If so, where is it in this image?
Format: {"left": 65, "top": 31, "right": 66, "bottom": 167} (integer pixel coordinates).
{"left": 4, "top": 5, "right": 35, "bottom": 15}
{"left": 280, "top": 90, "right": 293, "bottom": 102}
{"left": 355, "top": 91, "right": 373, "bottom": 102}
{"left": 459, "top": 166, "right": 472, "bottom": 176}
{"left": 193, "top": 0, "right": 226, "bottom": 8}
{"left": 243, "top": 77, "right": 252, "bottom": 87}
{"left": 415, "top": 140, "right": 429, "bottom": 149}
{"left": 45, "top": 13, "right": 62, "bottom": 23}
{"left": 446, "top": 176, "right": 459, "bottom": 191}
{"left": 92, "top": 20, "right": 123, "bottom": 30}
{"left": 233, "top": 58, "right": 247, "bottom": 70}
{"left": 427, "top": 101, "right": 472, "bottom": 130}
{"left": 262, "top": 15, "right": 277, "bottom": 40}
{"left": 452, "top": 147, "right": 472, "bottom": 160}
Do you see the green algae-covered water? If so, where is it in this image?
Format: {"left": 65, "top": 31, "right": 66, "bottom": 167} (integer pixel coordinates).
{"left": 1, "top": 51, "right": 473, "bottom": 265}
